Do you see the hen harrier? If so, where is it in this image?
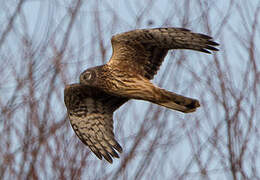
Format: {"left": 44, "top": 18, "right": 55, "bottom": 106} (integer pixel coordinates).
{"left": 64, "top": 27, "right": 219, "bottom": 163}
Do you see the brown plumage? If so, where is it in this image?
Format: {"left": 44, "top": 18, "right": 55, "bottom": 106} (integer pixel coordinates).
{"left": 64, "top": 27, "right": 219, "bottom": 163}
{"left": 64, "top": 84, "right": 127, "bottom": 163}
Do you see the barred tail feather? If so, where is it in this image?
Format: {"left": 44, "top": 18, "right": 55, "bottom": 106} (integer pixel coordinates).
{"left": 155, "top": 89, "right": 200, "bottom": 113}
{"left": 108, "top": 76, "right": 200, "bottom": 113}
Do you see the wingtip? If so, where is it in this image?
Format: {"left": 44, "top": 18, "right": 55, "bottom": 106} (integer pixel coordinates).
{"left": 200, "top": 49, "right": 211, "bottom": 54}
{"left": 114, "top": 142, "right": 123, "bottom": 153}
{"left": 209, "top": 41, "right": 220, "bottom": 46}
{"left": 206, "top": 45, "right": 219, "bottom": 51}
{"left": 104, "top": 154, "right": 113, "bottom": 164}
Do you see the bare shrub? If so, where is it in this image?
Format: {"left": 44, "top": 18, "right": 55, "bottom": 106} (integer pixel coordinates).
{"left": 0, "top": 0, "right": 259, "bottom": 179}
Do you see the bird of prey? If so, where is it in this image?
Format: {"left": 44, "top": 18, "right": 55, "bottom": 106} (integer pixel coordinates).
{"left": 64, "top": 27, "right": 219, "bottom": 163}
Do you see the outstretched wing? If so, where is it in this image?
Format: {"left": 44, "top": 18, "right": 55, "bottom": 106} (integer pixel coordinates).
{"left": 64, "top": 84, "right": 128, "bottom": 163}
{"left": 108, "top": 27, "right": 219, "bottom": 79}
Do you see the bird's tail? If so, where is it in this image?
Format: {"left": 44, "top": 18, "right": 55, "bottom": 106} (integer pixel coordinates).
{"left": 107, "top": 76, "right": 200, "bottom": 113}
{"left": 153, "top": 88, "right": 200, "bottom": 113}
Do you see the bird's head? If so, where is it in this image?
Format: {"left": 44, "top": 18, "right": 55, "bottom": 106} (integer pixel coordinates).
{"left": 79, "top": 68, "right": 97, "bottom": 85}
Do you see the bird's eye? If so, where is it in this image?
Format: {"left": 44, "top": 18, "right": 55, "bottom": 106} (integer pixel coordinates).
{"left": 84, "top": 71, "right": 92, "bottom": 80}
{"left": 80, "top": 70, "right": 96, "bottom": 84}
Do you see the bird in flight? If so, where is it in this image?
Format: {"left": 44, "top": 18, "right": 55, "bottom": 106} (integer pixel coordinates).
{"left": 64, "top": 27, "right": 219, "bottom": 163}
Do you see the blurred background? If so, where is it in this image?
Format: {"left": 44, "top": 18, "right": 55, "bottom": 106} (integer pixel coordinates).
{"left": 0, "top": 0, "right": 259, "bottom": 179}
